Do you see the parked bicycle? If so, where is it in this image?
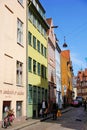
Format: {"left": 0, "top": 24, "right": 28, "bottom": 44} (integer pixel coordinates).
{"left": 2, "top": 109, "right": 15, "bottom": 128}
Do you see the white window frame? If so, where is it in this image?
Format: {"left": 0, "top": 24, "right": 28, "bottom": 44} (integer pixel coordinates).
{"left": 17, "top": 18, "right": 23, "bottom": 45}
{"left": 16, "top": 61, "right": 23, "bottom": 86}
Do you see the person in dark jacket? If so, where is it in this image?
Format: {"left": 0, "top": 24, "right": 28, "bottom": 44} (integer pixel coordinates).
{"left": 84, "top": 98, "right": 87, "bottom": 111}
{"left": 52, "top": 102, "right": 58, "bottom": 120}
{"left": 42, "top": 99, "right": 48, "bottom": 117}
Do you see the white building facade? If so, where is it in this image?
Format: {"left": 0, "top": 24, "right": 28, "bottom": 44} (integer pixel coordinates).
{"left": 55, "top": 42, "right": 62, "bottom": 109}
{"left": 0, "top": 0, "right": 27, "bottom": 121}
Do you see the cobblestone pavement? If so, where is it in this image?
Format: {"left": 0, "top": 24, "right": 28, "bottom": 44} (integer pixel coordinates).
{"left": 0, "top": 107, "right": 87, "bottom": 130}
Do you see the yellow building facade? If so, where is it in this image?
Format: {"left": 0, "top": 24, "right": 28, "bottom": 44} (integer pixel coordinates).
{"left": 27, "top": 0, "right": 49, "bottom": 117}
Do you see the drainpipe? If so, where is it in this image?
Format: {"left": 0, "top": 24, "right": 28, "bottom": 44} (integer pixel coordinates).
{"left": 26, "top": 0, "right": 32, "bottom": 119}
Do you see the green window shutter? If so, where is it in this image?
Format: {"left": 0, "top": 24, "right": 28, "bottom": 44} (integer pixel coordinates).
{"left": 44, "top": 47, "right": 47, "bottom": 57}
{"left": 33, "top": 60, "right": 36, "bottom": 74}
{"left": 37, "top": 62, "right": 40, "bottom": 76}
{"left": 37, "top": 40, "right": 40, "bottom": 53}
{"left": 28, "top": 84, "right": 33, "bottom": 104}
{"left": 41, "top": 44, "right": 43, "bottom": 55}
{"left": 33, "top": 86, "right": 37, "bottom": 104}
{"left": 28, "top": 31, "right": 32, "bottom": 46}
{"left": 33, "top": 36, "right": 36, "bottom": 49}
{"left": 28, "top": 57, "right": 32, "bottom": 72}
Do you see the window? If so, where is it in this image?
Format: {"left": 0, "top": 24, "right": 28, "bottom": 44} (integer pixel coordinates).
{"left": 33, "top": 36, "right": 36, "bottom": 49}
{"left": 17, "top": 18, "right": 23, "bottom": 45}
{"left": 41, "top": 65, "right": 44, "bottom": 78}
{"left": 18, "top": 0, "right": 23, "bottom": 5}
{"left": 16, "top": 101, "right": 22, "bottom": 117}
{"left": 33, "top": 15, "right": 36, "bottom": 27}
{"left": 28, "top": 10, "right": 33, "bottom": 22}
{"left": 16, "top": 61, "right": 23, "bottom": 85}
{"left": 45, "top": 89, "right": 47, "bottom": 101}
{"left": 28, "top": 57, "right": 32, "bottom": 72}
{"left": 44, "top": 47, "right": 47, "bottom": 57}
{"left": 37, "top": 20, "right": 39, "bottom": 30}
{"left": 41, "top": 25, "right": 43, "bottom": 34}
{"left": 28, "top": 84, "right": 33, "bottom": 103}
{"left": 33, "top": 86, "right": 37, "bottom": 104}
{"left": 41, "top": 65, "right": 47, "bottom": 78}
{"left": 43, "top": 29, "right": 46, "bottom": 37}
{"left": 37, "top": 40, "right": 40, "bottom": 53}
{"left": 44, "top": 67, "right": 47, "bottom": 79}
{"left": 28, "top": 31, "right": 32, "bottom": 46}
{"left": 42, "top": 88, "right": 44, "bottom": 100}
{"left": 37, "top": 62, "right": 40, "bottom": 76}
{"left": 33, "top": 60, "right": 36, "bottom": 74}
{"left": 41, "top": 44, "right": 43, "bottom": 55}
{"left": 38, "top": 87, "right": 41, "bottom": 103}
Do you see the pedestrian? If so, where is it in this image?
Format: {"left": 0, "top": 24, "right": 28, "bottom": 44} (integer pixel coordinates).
{"left": 52, "top": 102, "right": 58, "bottom": 120}
{"left": 42, "top": 98, "right": 48, "bottom": 117}
{"left": 84, "top": 99, "right": 86, "bottom": 111}
{"left": 4, "top": 106, "right": 9, "bottom": 117}
{"left": 4, "top": 106, "right": 9, "bottom": 113}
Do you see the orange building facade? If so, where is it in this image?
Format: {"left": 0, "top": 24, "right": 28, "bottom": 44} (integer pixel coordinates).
{"left": 61, "top": 50, "right": 73, "bottom": 107}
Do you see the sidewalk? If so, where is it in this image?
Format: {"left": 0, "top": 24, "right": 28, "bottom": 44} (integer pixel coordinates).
{"left": 0, "top": 107, "right": 72, "bottom": 130}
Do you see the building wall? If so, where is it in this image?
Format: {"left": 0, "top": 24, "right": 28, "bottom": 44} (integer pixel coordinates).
{"left": 55, "top": 44, "right": 62, "bottom": 108}
{"left": 61, "top": 50, "right": 73, "bottom": 106}
{"left": 0, "top": 0, "right": 27, "bottom": 121}
{"left": 27, "top": 1, "right": 48, "bottom": 118}
{"left": 76, "top": 69, "right": 87, "bottom": 99}
{"left": 46, "top": 18, "right": 56, "bottom": 103}
{"left": 28, "top": 22, "right": 48, "bottom": 87}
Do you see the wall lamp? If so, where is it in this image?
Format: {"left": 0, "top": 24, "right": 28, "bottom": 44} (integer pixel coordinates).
{"left": 51, "top": 26, "right": 58, "bottom": 28}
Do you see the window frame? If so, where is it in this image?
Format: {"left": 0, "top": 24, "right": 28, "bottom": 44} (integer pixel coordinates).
{"left": 33, "top": 36, "right": 36, "bottom": 49}
{"left": 16, "top": 60, "right": 23, "bottom": 86}
{"left": 33, "top": 60, "right": 36, "bottom": 74}
{"left": 28, "top": 84, "right": 33, "bottom": 104}
{"left": 37, "top": 62, "right": 40, "bottom": 76}
{"left": 28, "top": 31, "right": 32, "bottom": 46}
{"left": 17, "top": 18, "right": 23, "bottom": 45}
{"left": 28, "top": 57, "right": 32, "bottom": 72}
{"left": 37, "top": 40, "right": 40, "bottom": 53}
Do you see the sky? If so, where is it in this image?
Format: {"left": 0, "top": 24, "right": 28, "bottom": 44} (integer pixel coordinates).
{"left": 40, "top": 0, "right": 87, "bottom": 76}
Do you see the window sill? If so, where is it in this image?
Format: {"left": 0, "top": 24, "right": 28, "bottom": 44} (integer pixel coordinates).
{"left": 17, "top": 0, "right": 24, "bottom": 8}
{"left": 17, "top": 42, "right": 24, "bottom": 48}
{"left": 16, "top": 84, "right": 24, "bottom": 87}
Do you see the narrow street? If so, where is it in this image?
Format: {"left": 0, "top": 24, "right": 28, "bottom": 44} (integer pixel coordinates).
{"left": 19, "top": 107, "right": 87, "bottom": 130}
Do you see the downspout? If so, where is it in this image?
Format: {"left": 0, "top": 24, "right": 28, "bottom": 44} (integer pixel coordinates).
{"left": 26, "top": 0, "right": 32, "bottom": 119}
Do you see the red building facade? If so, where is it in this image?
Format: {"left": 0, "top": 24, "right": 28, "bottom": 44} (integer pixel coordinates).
{"left": 76, "top": 69, "right": 87, "bottom": 99}
{"left": 46, "top": 18, "right": 56, "bottom": 103}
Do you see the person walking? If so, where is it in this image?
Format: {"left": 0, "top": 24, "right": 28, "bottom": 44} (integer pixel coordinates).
{"left": 42, "top": 99, "right": 48, "bottom": 117}
{"left": 84, "top": 100, "right": 86, "bottom": 110}
{"left": 52, "top": 102, "right": 58, "bottom": 120}
{"left": 84, "top": 98, "right": 87, "bottom": 111}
